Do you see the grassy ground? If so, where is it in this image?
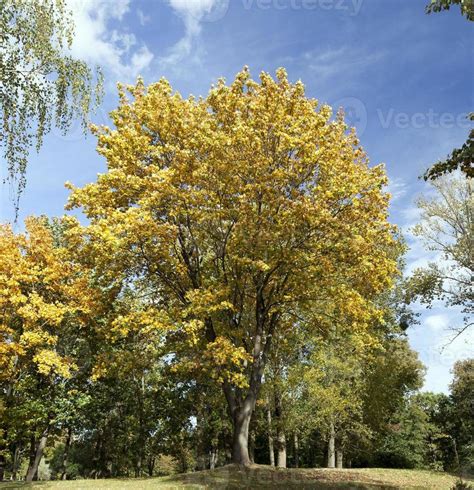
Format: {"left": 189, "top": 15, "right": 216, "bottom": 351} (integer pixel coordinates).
{"left": 1, "top": 465, "right": 470, "bottom": 489}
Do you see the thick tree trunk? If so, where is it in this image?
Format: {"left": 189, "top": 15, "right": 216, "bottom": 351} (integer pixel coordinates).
{"left": 26, "top": 426, "right": 49, "bottom": 482}
{"left": 294, "top": 433, "right": 299, "bottom": 468}
{"left": 336, "top": 449, "right": 343, "bottom": 469}
{"left": 327, "top": 422, "right": 335, "bottom": 469}
{"left": 231, "top": 401, "right": 253, "bottom": 465}
{"left": 266, "top": 404, "right": 275, "bottom": 467}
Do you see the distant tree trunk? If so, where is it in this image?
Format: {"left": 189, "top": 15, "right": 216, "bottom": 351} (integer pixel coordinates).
{"left": 336, "top": 449, "right": 343, "bottom": 469}
{"left": 327, "top": 422, "right": 335, "bottom": 468}
{"left": 196, "top": 408, "right": 207, "bottom": 471}
{"left": 266, "top": 403, "right": 275, "bottom": 467}
{"left": 60, "top": 427, "right": 72, "bottom": 480}
{"left": 276, "top": 432, "right": 287, "bottom": 468}
{"left": 26, "top": 426, "right": 49, "bottom": 482}
{"left": 27, "top": 435, "right": 37, "bottom": 481}
{"left": 12, "top": 444, "right": 21, "bottom": 481}
{"left": 249, "top": 431, "right": 255, "bottom": 464}
{"left": 210, "top": 447, "right": 218, "bottom": 469}
{"left": 294, "top": 433, "right": 299, "bottom": 468}
{"left": 274, "top": 390, "right": 286, "bottom": 468}
{"left": 0, "top": 452, "right": 5, "bottom": 482}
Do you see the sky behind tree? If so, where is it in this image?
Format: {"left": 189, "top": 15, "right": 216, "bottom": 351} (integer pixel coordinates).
{"left": 1, "top": 0, "right": 472, "bottom": 393}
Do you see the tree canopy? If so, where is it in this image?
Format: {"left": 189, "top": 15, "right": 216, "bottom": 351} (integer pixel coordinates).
{"left": 0, "top": 0, "right": 102, "bottom": 208}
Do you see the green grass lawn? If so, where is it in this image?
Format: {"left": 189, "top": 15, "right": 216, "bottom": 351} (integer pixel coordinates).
{"left": 1, "top": 465, "right": 471, "bottom": 489}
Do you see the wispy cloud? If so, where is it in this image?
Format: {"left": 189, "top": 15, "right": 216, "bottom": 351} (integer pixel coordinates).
{"left": 67, "top": 0, "right": 154, "bottom": 82}
{"left": 160, "top": 0, "right": 228, "bottom": 66}
{"left": 386, "top": 177, "right": 407, "bottom": 205}
{"left": 299, "top": 46, "right": 386, "bottom": 83}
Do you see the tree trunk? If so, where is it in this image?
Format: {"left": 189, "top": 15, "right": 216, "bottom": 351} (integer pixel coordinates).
{"left": 266, "top": 404, "right": 275, "bottom": 467}
{"left": 60, "top": 427, "right": 72, "bottom": 480}
{"left": 210, "top": 447, "right": 218, "bottom": 469}
{"left": 274, "top": 390, "right": 286, "bottom": 468}
{"left": 249, "top": 431, "right": 255, "bottom": 464}
{"left": 327, "top": 422, "right": 335, "bottom": 468}
{"left": 336, "top": 449, "right": 343, "bottom": 469}
{"left": 294, "top": 433, "right": 299, "bottom": 468}
{"left": 26, "top": 426, "right": 49, "bottom": 482}
{"left": 276, "top": 431, "right": 286, "bottom": 468}
{"left": 0, "top": 453, "right": 5, "bottom": 482}
{"left": 231, "top": 400, "right": 253, "bottom": 465}
{"left": 12, "top": 444, "right": 21, "bottom": 481}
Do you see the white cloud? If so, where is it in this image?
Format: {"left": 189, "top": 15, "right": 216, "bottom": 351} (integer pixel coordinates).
{"left": 425, "top": 314, "right": 449, "bottom": 332}
{"left": 408, "top": 308, "right": 472, "bottom": 393}
{"left": 67, "top": 0, "right": 153, "bottom": 81}
{"left": 161, "top": 0, "right": 227, "bottom": 65}
{"left": 386, "top": 177, "right": 407, "bottom": 204}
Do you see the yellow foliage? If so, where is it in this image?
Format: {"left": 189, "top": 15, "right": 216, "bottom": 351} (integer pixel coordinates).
{"left": 0, "top": 218, "right": 98, "bottom": 383}
{"left": 66, "top": 67, "right": 400, "bottom": 391}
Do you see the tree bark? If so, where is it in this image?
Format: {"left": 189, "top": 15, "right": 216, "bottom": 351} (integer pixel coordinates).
{"left": 276, "top": 431, "right": 286, "bottom": 468}
{"left": 11, "top": 444, "right": 20, "bottom": 481}
{"left": 266, "top": 404, "right": 275, "bottom": 467}
{"left": 60, "top": 427, "right": 72, "bottom": 480}
{"left": 274, "top": 389, "right": 286, "bottom": 468}
{"left": 230, "top": 397, "right": 254, "bottom": 465}
{"left": 26, "top": 426, "right": 49, "bottom": 482}
{"left": 327, "top": 422, "right": 335, "bottom": 469}
{"left": 294, "top": 433, "right": 299, "bottom": 468}
{"left": 336, "top": 449, "right": 343, "bottom": 469}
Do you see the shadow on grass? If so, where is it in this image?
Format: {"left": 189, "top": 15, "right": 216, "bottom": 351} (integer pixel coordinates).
{"left": 163, "top": 464, "right": 399, "bottom": 489}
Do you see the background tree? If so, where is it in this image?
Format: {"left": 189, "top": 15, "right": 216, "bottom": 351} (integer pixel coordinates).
{"left": 408, "top": 175, "right": 473, "bottom": 338}
{"left": 425, "top": 0, "right": 474, "bottom": 21}
{"left": 0, "top": 0, "right": 103, "bottom": 208}
{"left": 448, "top": 359, "right": 474, "bottom": 474}
{"left": 0, "top": 217, "right": 101, "bottom": 481}
{"left": 424, "top": 114, "right": 473, "bottom": 181}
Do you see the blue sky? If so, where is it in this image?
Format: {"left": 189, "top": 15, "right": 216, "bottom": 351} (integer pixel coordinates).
{"left": 1, "top": 0, "right": 472, "bottom": 392}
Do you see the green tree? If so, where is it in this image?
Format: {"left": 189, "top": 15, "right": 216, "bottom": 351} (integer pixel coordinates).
{"left": 408, "top": 175, "right": 473, "bottom": 339}
{"left": 449, "top": 359, "right": 474, "bottom": 474}
{"left": 0, "top": 0, "right": 103, "bottom": 206}
{"left": 426, "top": 0, "right": 474, "bottom": 21}
{"left": 424, "top": 114, "right": 474, "bottom": 181}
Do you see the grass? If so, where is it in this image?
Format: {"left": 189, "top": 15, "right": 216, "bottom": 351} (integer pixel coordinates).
{"left": 1, "top": 465, "right": 471, "bottom": 489}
